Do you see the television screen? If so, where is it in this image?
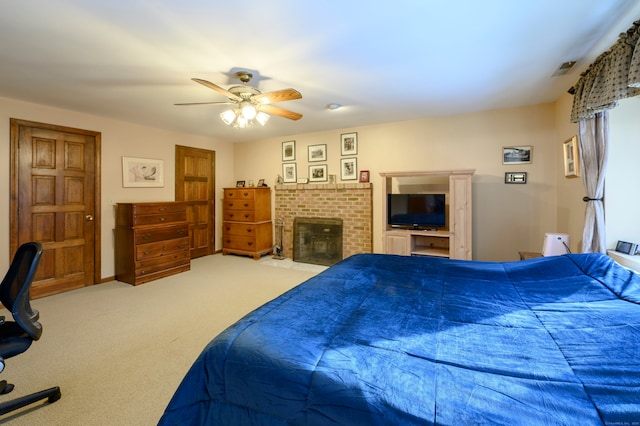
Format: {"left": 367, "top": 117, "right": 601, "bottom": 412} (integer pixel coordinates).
{"left": 387, "top": 193, "right": 446, "bottom": 229}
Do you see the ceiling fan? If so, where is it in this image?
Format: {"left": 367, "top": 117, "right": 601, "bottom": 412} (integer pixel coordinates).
{"left": 175, "top": 71, "right": 302, "bottom": 128}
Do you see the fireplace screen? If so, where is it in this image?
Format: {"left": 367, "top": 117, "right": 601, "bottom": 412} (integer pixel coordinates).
{"left": 293, "top": 217, "right": 343, "bottom": 266}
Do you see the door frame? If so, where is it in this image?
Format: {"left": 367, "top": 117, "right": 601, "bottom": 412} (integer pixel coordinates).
{"left": 9, "top": 118, "right": 102, "bottom": 285}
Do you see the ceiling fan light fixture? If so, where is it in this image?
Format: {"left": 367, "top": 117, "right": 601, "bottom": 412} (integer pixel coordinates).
{"left": 220, "top": 109, "right": 237, "bottom": 125}
{"left": 255, "top": 111, "right": 270, "bottom": 126}
{"left": 241, "top": 102, "right": 257, "bottom": 120}
{"left": 236, "top": 115, "right": 248, "bottom": 128}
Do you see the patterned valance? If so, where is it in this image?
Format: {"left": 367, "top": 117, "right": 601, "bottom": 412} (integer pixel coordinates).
{"left": 570, "top": 19, "right": 640, "bottom": 122}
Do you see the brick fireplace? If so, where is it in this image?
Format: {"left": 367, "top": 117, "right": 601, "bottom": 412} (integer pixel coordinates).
{"left": 274, "top": 183, "right": 373, "bottom": 261}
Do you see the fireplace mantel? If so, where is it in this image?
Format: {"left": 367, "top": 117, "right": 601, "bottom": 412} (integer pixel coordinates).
{"left": 274, "top": 183, "right": 372, "bottom": 260}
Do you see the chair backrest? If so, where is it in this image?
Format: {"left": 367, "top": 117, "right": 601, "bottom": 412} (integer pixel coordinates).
{"left": 0, "top": 242, "right": 43, "bottom": 341}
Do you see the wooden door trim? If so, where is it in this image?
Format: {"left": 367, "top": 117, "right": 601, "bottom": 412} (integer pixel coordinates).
{"left": 9, "top": 118, "right": 102, "bottom": 285}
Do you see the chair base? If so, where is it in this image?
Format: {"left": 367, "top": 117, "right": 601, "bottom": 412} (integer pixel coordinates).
{"left": 0, "top": 386, "right": 61, "bottom": 415}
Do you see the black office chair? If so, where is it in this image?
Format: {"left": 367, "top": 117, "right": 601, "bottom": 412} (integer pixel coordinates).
{"left": 0, "top": 242, "right": 61, "bottom": 416}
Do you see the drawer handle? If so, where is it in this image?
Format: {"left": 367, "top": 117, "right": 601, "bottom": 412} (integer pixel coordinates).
{"left": 243, "top": 203, "right": 249, "bottom": 207}
{"left": 177, "top": 229, "right": 186, "bottom": 235}
{"left": 159, "top": 217, "right": 166, "bottom": 222}
{"left": 247, "top": 242, "right": 253, "bottom": 246}
{"left": 225, "top": 227, "right": 231, "bottom": 231}
{"left": 243, "top": 192, "right": 249, "bottom": 197}
{"left": 158, "top": 207, "right": 166, "bottom": 212}
{"left": 141, "top": 234, "right": 152, "bottom": 240}
{"left": 178, "top": 243, "right": 188, "bottom": 249}
{"left": 244, "top": 214, "right": 250, "bottom": 218}
{"left": 228, "top": 192, "right": 234, "bottom": 197}
{"left": 228, "top": 202, "right": 234, "bottom": 207}
{"left": 229, "top": 213, "right": 234, "bottom": 218}
{"left": 246, "top": 228, "right": 252, "bottom": 233}
{"left": 225, "top": 239, "right": 231, "bottom": 244}
{"left": 143, "top": 250, "right": 153, "bottom": 255}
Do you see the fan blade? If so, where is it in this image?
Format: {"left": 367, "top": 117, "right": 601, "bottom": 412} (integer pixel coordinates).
{"left": 174, "top": 101, "right": 233, "bottom": 106}
{"left": 260, "top": 104, "right": 303, "bottom": 120}
{"left": 253, "top": 88, "right": 302, "bottom": 104}
{"left": 191, "top": 78, "right": 242, "bottom": 102}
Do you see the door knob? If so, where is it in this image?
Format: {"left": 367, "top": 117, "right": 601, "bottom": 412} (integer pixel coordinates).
{"left": 85, "top": 215, "right": 94, "bottom": 221}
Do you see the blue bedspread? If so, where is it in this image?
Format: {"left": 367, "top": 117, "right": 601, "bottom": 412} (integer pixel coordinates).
{"left": 159, "top": 253, "right": 640, "bottom": 425}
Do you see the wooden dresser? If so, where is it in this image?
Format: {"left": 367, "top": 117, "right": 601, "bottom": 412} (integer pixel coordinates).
{"left": 222, "top": 187, "right": 273, "bottom": 260}
{"left": 115, "top": 202, "right": 190, "bottom": 285}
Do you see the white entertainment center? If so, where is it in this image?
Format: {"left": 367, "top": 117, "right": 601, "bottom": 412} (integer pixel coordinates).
{"left": 380, "top": 169, "right": 474, "bottom": 260}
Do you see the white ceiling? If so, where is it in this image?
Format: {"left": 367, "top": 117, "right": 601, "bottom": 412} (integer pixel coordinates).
{"left": 1, "top": 1, "right": 639, "bottom": 143}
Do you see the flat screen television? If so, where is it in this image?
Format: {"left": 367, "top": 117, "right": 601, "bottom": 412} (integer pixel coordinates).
{"left": 387, "top": 193, "right": 446, "bottom": 229}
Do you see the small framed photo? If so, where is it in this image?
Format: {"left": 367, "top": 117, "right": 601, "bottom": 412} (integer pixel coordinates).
{"left": 502, "top": 146, "right": 532, "bottom": 164}
{"left": 309, "top": 164, "right": 328, "bottom": 182}
{"left": 282, "top": 163, "right": 297, "bottom": 183}
{"left": 122, "top": 156, "right": 164, "bottom": 188}
{"left": 563, "top": 136, "right": 580, "bottom": 178}
{"left": 341, "top": 157, "right": 357, "bottom": 180}
{"left": 359, "top": 170, "right": 370, "bottom": 183}
{"left": 308, "top": 144, "right": 327, "bottom": 162}
{"left": 282, "top": 140, "right": 296, "bottom": 162}
{"left": 505, "top": 172, "right": 527, "bottom": 184}
{"left": 257, "top": 178, "right": 266, "bottom": 187}
{"left": 341, "top": 132, "right": 358, "bottom": 156}
{"left": 236, "top": 180, "right": 245, "bottom": 188}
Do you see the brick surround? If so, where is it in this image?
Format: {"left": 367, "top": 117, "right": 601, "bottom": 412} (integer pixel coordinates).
{"left": 274, "top": 183, "right": 373, "bottom": 260}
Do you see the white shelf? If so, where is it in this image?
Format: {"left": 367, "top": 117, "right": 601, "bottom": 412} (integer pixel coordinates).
{"left": 607, "top": 250, "right": 640, "bottom": 273}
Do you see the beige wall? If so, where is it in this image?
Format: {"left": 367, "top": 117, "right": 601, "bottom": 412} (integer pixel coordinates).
{"left": 235, "top": 103, "right": 563, "bottom": 261}
{"left": 553, "top": 93, "right": 583, "bottom": 252}
{"left": 0, "top": 96, "right": 234, "bottom": 278}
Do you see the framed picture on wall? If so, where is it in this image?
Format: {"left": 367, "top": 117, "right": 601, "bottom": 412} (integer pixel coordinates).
{"left": 340, "top": 132, "right": 358, "bottom": 156}
{"left": 563, "top": 136, "right": 580, "bottom": 178}
{"left": 122, "top": 156, "right": 164, "bottom": 187}
{"left": 341, "top": 157, "right": 357, "bottom": 180}
{"left": 309, "top": 164, "right": 328, "bottom": 182}
{"left": 502, "top": 146, "right": 532, "bottom": 164}
{"left": 282, "top": 140, "right": 296, "bottom": 161}
{"left": 282, "top": 163, "right": 297, "bottom": 183}
{"left": 308, "top": 144, "right": 327, "bottom": 162}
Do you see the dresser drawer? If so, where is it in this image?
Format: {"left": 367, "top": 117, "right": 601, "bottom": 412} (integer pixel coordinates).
{"left": 223, "top": 222, "right": 256, "bottom": 237}
{"left": 135, "top": 253, "right": 190, "bottom": 276}
{"left": 133, "top": 211, "right": 187, "bottom": 226}
{"left": 224, "top": 199, "right": 255, "bottom": 211}
{"left": 135, "top": 224, "right": 188, "bottom": 244}
{"left": 223, "top": 210, "right": 255, "bottom": 222}
{"left": 133, "top": 203, "right": 186, "bottom": 215}
{"left": 224, "top": 189, "right": 254, "bottom": 200}
{"left": 136, "top": 237, "right": 190, "bottom": 261}
{"left": 223, "top": 235, "right": 257, "bottom": 251}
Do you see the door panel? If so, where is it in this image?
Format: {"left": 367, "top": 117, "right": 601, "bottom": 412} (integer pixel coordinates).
{"left": 175, "top": 145, "right": 215, "bottom": 258}
{"left": 11, "top": 119, "right": 101, "bottom": 298}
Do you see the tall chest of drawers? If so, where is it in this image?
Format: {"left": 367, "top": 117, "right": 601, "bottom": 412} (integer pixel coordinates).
{"left": 222, "top": 187, "right": 273, "bottom": 260}
{"left": 115, "top": 202, "right": 190, "bottom": 285}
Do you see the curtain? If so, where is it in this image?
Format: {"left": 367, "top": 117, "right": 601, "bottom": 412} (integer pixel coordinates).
{"left": 569, "top": 19, "right": 638, "bottom": 253}
{"left": 578, "top": 112, "right": 609, "bottom": 253}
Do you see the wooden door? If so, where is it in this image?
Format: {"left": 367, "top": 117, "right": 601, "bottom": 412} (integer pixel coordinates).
{"left": 10, "top": 119, "right": 101, "bottom": 298}
{"left": 175, "top": 145, "right": 215, "bottom": 258}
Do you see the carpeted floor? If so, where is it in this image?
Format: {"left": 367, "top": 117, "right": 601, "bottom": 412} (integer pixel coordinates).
{"left": 0, "top": 254, "right": 324, "bottom": 425}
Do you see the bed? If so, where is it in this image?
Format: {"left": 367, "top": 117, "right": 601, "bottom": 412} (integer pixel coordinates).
{"left": 159, "top": 253, "right": 640, "bottom": 425}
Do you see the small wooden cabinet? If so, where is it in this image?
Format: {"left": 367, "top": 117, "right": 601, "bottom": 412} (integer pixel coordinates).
{"left": 222, "top": 187, "right": 272, "bottom": 260}
{"left": 115, "top": 202, "right": 190, "bottom": 285}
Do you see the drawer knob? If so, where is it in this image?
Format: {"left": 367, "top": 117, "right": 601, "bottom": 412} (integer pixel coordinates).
{"left": 228, "top": 202, "right": 234, "bottom": 207}
{"left": 228, "top": 192, "right": 234, "bottom": 197}
{"left": 177, "top": 229, "right": 186, "bottom": 235}
{"left": 246, "top": 228, "right": 252, "bottom": 233}
{"left": 243, "top": 192, "right": 249, "bottom": 196}
{"left": 225, "top": 239, "right": 231, "bottom": 243}
{"left": 141, "top": 234, "right": 152, "bottom": 240}
{"left": 159, "top": 217, "right": 166, "bottom": 222}
{"left": 158, "top": 207, "right": 166, "bottom": 212}
{"left": 247, "top": 242, "right": 253, "bottom": 246}
{"left": 243, "top": 203, "right": 249, "bottom": 207}
{"left": 143, "top": 250, "right": 153, "bottom": 255}
{"left": 244, "top": 214, "right": 250, "bottom": 218}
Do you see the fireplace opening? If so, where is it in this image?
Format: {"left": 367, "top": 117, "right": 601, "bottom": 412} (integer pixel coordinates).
{"left": 293, "top": 217, "right": 343, "bottom": 266}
